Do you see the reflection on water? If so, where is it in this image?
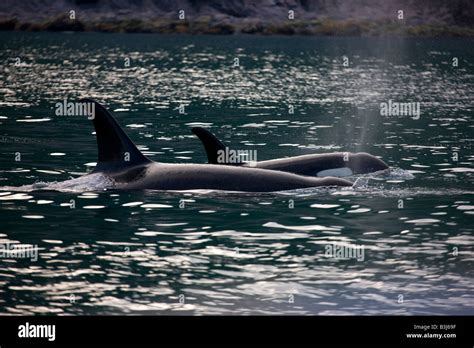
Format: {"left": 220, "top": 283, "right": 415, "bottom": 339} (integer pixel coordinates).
{"left": 0, "top": 33, "right": 472, "bottom": 315}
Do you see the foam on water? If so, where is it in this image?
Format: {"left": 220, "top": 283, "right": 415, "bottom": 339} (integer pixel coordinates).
{"left": 0, "top": 173, "right": 115, "bottom": 193}
{"left": 359, "top": 167, "right": 416, "bottom": 180}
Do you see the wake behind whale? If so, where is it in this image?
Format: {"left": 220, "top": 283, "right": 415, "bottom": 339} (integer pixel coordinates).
{"left": 0, "top": 173, "right": 115, "bottom": 193}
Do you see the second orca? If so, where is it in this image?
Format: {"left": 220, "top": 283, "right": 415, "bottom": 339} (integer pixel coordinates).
{"left": 192, "top": 127, "right": 389, "bottom": 177}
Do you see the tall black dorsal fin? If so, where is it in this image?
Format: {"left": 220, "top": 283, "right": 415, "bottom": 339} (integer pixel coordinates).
{"left": 80, "top": 98, "right": 151, "bottom": 173}
{"left": 191, "top": 127, "right": 227, "bottom": 164}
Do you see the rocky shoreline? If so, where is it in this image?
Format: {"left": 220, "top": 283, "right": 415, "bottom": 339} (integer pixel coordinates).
{"left": 1, "top": 15, "right": 473, "bottom": 37}
{"left": 1, "top": 0, "right": 473, "bottom": 37}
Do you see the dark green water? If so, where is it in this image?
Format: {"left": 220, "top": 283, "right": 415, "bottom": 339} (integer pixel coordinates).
{"left": 0, "top": 32, "right": 473, "bottom": 315}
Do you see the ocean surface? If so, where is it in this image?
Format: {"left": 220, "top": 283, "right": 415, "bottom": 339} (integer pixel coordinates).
{"left": 0, "top": 32, "right": 473, "bottom": 315}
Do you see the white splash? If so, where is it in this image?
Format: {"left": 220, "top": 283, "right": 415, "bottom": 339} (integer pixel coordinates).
{"left": 0, "top": 173, "right": 115, "bottom": 193}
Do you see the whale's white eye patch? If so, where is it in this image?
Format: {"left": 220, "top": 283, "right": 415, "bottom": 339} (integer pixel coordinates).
{"left": 317, "top": 167, "right": 353, "bottom": 177}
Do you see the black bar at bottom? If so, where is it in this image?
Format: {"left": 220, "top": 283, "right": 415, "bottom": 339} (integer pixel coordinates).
{"left": 0, "top": 316, "right": 472, "bottom": 346}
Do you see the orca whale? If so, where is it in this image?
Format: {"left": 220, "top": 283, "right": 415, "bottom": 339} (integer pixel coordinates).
{"left": 191, "top": 127, "right": 389, "bottom": 177}
{"left": 79, "top": 99, "right": 352, "bottom": 192}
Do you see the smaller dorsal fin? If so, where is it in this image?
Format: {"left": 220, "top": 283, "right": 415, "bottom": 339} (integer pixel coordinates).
{"left": 191, "top": 127, "right": 227, "bottom": 164}
{"left": 79, "top": 98, "right": 151, "bottom": 173}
